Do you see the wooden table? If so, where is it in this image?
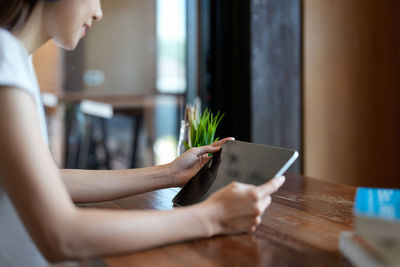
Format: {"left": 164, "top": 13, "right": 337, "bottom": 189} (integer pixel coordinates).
{"left": 85, "top": 173, "right": 356, "bottom": 267}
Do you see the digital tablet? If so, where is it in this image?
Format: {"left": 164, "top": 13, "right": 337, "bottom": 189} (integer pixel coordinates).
{"left": 172, "top": 140, "right": 298, "bottom": 206}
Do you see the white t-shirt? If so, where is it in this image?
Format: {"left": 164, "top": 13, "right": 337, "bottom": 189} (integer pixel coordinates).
{"left": 0, "top": 28, "right": 48, "bottom": 266}
{"left": 0, "top": 28, "right": 49, "bottom": 145}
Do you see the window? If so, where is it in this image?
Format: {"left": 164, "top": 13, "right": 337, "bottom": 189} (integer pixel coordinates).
{"left": 156, "top": 0, "right": 186, "bottom": 94}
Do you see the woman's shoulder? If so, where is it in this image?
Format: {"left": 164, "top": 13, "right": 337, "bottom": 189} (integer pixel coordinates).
{"left": 0, "top": 28, "right": 28, "bottom": 54}
{"left": 0, "top": 28, "right": 33, "bottom": 93}
{"left": 0, "top": 27, "right": 14, "bottom": 43}
{"left": 0, "top": 28, "right": 29, "bottom": 63}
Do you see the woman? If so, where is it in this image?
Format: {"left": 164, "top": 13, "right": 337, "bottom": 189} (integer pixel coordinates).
{"left": 0, "top": 0, "right": 285, "bottom": 264}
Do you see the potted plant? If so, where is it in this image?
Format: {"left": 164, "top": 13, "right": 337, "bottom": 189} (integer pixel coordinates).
{"left": 177, "top": 106, "right": 224, "bottom": 155}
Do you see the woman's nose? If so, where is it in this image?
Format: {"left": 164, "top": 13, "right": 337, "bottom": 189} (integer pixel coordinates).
{"left": 93, "top": 1, "right": 103, "bottom": 21}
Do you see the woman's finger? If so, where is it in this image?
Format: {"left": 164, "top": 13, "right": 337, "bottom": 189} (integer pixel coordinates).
{"left": 199, "top": 154, "right": 212, "bottom": 167}
{"left": 255, "top": 216, "right": 262, "bottom": 226}
{"left": 210, "top": 137, "right": 235, "bottom": 147}
{"left": 257, "top": 176, "right": 285, "bottom": 197}
{"left": 193, "top": 137, "right": 235, "bottom": 156}
{"left": 259, "top": 195, "right": 272, "bottom": 212}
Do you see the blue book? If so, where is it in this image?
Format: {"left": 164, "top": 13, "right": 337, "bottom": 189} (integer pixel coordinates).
{"left": 354, "top": 187, "right": 400, "bottom": 241}
{"left": 355, "top": 187, "right": 400, "bottom": 221}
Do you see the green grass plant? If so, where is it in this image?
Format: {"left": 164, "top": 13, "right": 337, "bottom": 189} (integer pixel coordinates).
{"left": 184, "top": 108, "right": 224, "bottom": 150}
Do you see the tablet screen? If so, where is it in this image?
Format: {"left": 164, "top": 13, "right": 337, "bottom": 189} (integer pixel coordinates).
{"left": 172, "top": 140, "right": 298, "bottom": 206}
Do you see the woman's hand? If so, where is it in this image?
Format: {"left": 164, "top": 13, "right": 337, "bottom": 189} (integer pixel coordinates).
{"left": 169, "top": 137, "right": 234, "bottom": 187}
{"left": 201, "top": 176, "right": 286, "bottom": 236}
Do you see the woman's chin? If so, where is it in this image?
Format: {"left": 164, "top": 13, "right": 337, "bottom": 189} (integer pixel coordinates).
{"left": 53, "top": 38, "right": 79, "bottom": 51}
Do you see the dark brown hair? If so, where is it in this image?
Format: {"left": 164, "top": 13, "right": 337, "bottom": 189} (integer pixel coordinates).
{"left": 0, "top": 0, "right": 39, "bottom": 30}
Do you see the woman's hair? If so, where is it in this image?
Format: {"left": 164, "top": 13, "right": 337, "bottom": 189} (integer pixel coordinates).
{"left": 0, "top": 0, "right": 40, "bottom": 30}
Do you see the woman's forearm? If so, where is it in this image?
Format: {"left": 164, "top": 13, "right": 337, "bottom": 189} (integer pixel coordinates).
{"left": 58, "top": 203, "right": 217, "bottom": 260}
{"left": 61, "top": 164, "right": 178, "bottom": 203}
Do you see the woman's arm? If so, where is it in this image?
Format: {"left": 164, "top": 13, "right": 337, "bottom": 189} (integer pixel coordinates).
{"left": 0, "top": 87, "right": 284, "bottom": 262}
{"left": 0, "top": 87, "right": 211, "bottom": 260}
{"left": 61, "top": 165, "right": 175, "bottom": 203}
{"left": 61, "top": 136, "right": 230, "bottom": 204}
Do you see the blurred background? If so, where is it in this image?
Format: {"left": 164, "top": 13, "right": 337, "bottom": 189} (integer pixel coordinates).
{"left": 33, "top": 0, "right": 400, "bottom": 188}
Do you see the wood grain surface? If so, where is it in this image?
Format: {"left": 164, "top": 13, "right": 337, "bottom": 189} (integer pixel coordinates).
{"left": 83, "top": 173, "right": 356, "bottom": 267}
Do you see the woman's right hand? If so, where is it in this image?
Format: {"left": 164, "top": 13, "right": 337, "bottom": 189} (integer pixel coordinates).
{"left": 201, "top": 176, "right": 286, "bottom": 236}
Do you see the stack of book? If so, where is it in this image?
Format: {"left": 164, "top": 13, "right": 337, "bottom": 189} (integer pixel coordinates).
{"left": 339, "top": 187, "right": 400, "bottom": 267}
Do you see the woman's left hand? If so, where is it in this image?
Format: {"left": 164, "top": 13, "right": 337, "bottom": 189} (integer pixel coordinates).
{"left": 169, "top": 137, "right": 235, "bottom": 187}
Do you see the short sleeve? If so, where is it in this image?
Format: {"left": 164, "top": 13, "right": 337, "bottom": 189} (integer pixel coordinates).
{"left": 0, "top": 29, "right": 50, "bottom": 146}
{"left": 0, "top": 29, "right": 34, "bottom": 96}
